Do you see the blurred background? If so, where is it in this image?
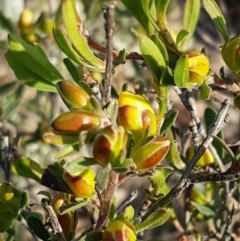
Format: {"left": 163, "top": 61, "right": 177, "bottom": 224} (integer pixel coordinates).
{"left": 0, "top": 0, "right": 240, "bottom": 240}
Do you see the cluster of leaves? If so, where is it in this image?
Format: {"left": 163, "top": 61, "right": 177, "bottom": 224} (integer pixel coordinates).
{"left": 1, "top": 0, "right": 240, "bottom": 241}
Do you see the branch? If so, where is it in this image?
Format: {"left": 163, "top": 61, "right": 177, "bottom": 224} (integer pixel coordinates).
{"left": 103, "top": 4, "right": 115, "bottom": 105}
{"left": 44, "top": 205, "right": 66, "bottom": 241}
{"left": 142, "top": 99, "right": 230, "bottom": 221}
{"left": 95, "top": 170, "right": 118, "bottom": 230}
{"left": 0, "top": 131, "right": 21, "bottom": 182}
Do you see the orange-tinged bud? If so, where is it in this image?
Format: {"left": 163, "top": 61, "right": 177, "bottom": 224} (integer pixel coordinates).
{"left": 93, "top": 125, "right": 128, "bottom": 167}
{"left": 63, "top": 167, "right": 95, "bottom": 198}
{"left": 18, "top": 9, "right": 34, "bottom": 29}
{"left": 56, "top": 81, "right": 92, "bottom": 110}
{"left": 222, "top": 36, "right": 240, "bottom": 73}
{"left": 102, "top": 220, "right": 136, "bottom": 241}
{"left": 51, "top": 194, "right": 78, "bottom": 240}
{"left": 186, "top": 144, "right": 215, "bottom": 167}
{"left": 130, "top": 136, "right": 170, "bottom": 171}
{"left": 118, "top": 91, "right": 157, "bottom": 139}
{"left": 187, "top": 51, "right": 210, "bottom": 83}
{"left": 51, "top": 110, "right": 109, "bottom": 135}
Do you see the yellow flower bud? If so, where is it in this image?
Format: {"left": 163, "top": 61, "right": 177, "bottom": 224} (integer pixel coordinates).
{"left": 185, "top": 144, "right": 215, "bottom": 167}
{"left": 18, "top": 9, "right": 34, "bottom": 29}
{"left": 102, "top": 220, "right": 136, "bottom": 241}
{"left": 56, "top": 81, "right": 92, "bottom": 110}
{"left": 130, "top": 136, "right": 170, "bottom": 171}
{"left": 93, "top": 125, "right": 128, "bottom": 167}
{"left": 51, "top": 194, "right": 78, "bottom": 240}
{"left": 187, "top": 51, "right": 210, "bottom": 84}
{"left": 63, "top": 167, "right": 95, "bottom": 198}
{"left": 51, "top": 110, "right": 109, "bottom": 135}
{"left": 118, "top": 91, "right": 157, "bottom": 139}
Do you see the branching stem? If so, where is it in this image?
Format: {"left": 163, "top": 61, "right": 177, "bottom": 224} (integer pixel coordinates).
{"left": 95, "top": 170, "right": 118, "bottom": 230}
{"left": 142, "top": 99, "right": 230, "bottom": 220}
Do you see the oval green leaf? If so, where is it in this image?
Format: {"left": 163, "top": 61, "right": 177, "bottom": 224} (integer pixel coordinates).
{"left": 203, "top": 0, "right": 229, "bottom": 42}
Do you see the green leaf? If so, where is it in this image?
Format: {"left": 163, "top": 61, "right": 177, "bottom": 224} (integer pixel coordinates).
{"left": 95, "top": 167, "right": 110, "bottom": 192}
{"left": 148, "top": 166, "right": 172, "bottom": 197}
{"left": 43, "top": 132, "right": 79, "bottom": 145}
{"left": 41, "top": 168, "right": 72, "bottom": 193}
{"left": 155, "top": 0, "right": 175, "bottom": 45}
{"left": 135, "top": 208, "right": 170, "bottom": 233}
{"left": 140, "top": 35, "right": 166, "bottom": 82}
{"left": 183, "top": 0, "right": 200, "bottom": 42}
{"left": 150, "top": 35, "right": 168, "bottom": 63}
{"left": 200, "top": 81, "right": 212, "bottom": 100}
{"left": 58, "top": 199, "right": 90, "bottom": 215}
{"left": 62, "top": 0, "right": 105, "bottom": 68}
{"left": 165, "top": 141, "right": 186, "bottom": 170}
{"left": 55, "top": 144, "right": 79, "bottom": 159}
{"left": 12, "top": 157, "right": 43, "bottom": 182}
{"left": 65, "top": 157, "right": 98, "bottom": 174}
{"left": 161, "top": 66, "right": 175, "bottom": 86}
{"left": 26, "top": 216, "right": 50, "bottom": 241}
{"left": 121, "top": 0, "right": 154, "bottom": 35}
{"left": 6, "top": 34, "right": 63, "bottom": 92}
{"left": 79, "top": 81, "right": 93, "bottom": 96}
{"left": 155, "top": 0, "right": 170, "bottom": 31}
{"left": 234, "top": 95, "right": 240, "bottom": 111}
{"left": 19, "top": 191, "right": 29, "bottom": 209}
{"left": 22, "top": 210, "right": 45, "bottom": 223}
{"left": 53, "top": 27, "right": 84, "bottom": 64}
{"left": 160, "top": 109, "right": 178, "bottom": 135}
{"left": 0, "top": 183, "right": 22, "bottom": 216}
{"left": 76, "top": 231, "right": 103, "bottom": 241}
{"left": 0, "top": 11, "right": 13, "bottom": 32}
{"left": 190, "top": 201, "right": 215, "bottom": 217}
{"left": 204, "top": 108, "right": 224, "bottom": 159}
{"left": 53, "top": 28, "right": 104, "bottom": 72}
{"left": 123, "top": 205, "right": 135, "bottom": 220}
{"left": 109, "top": 197, "right": 116, "bottom": 220}
{"left": 174, "top": 54, "right": 190, "bottom": 87}
{"left": 0, "top": 81, "right": 18, "bottom": 96}
{"left": 37, "top": 191, "right": 52, "bottom": 201}
{"left": 203, "top": 0, "right": 229, "bottom": 42}
{"left": 47, "top": 163, "right": 65, "bottom": 179}
{"left": 112, "top": 158, "right": 134, "bottom": 173}
{"left": 176, "top": 29, "right": 190, "bottom": 48}
{"left": 113, "top": 49, "right": 127, "bottom": 66}
{"left": 63, "top": 58, "right": 80, "bottom": 83}
{"left": 6, "top": 52, "right": 57, "bottom": 92}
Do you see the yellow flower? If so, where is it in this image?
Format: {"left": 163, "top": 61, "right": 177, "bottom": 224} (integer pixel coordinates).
{"left": 118, "top": 91, "right": 157, "bottom": 139}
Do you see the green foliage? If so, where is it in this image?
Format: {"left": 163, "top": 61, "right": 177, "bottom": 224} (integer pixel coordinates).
{"left": 5, "top": 35, "right": 62, "bottom": 92}
{"left": 1, "top": 0, "right": 240, "bottom": 240}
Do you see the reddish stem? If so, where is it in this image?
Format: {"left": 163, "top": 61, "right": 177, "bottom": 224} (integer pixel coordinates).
{"left": 95, "top": 170, "right": 118, "bottom": 230}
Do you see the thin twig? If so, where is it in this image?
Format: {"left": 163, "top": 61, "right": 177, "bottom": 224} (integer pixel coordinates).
{"left": 95, "top": 170, "right": 118, "bottom": 230}
{"left": 142, "top": 99, "right": 230, "bottom": 221}
{"left": 44, "top": 205, "right": 66, "bottom": 241}
{"left": 0, "top": 131, "right": 21, "bottom": 182}
{"left": 103, "top": 4, "right": 115, "bottom": 105}
{"left": 116, "top": 190, "right": 138, "bottom": 214}
{"left": 189, "top": 172, "right": 240, "bottom": 184}
{"left": 220, "top": 205, "right": 235, "bottom": 241}
{"left": 173, "top": 87, "right": 225, "bottom": 171}
{"left": 184, "top": 99, "right": 229, "bottom": 174}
